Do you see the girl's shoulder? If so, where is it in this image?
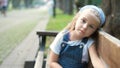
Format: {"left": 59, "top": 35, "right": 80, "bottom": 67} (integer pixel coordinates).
{"left": 60, "top": 29, "right": 69, "bottom": 34}
{"left": 58, "top": 29, "right": 69, "bottom": 36}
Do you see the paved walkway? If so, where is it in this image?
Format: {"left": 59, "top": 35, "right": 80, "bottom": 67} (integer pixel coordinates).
{"left": 0, "top": 6, "right": 49, "bottom": 68}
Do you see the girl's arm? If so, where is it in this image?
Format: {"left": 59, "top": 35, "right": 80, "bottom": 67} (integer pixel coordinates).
{"left": 48, "top": 50, "right": 62, "bottom": 68}
{"left": 89, "top": 43, "right": 105, "bottom": 68}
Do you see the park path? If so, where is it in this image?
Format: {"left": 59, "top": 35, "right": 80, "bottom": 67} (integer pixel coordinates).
{"left": 0, "top": 6, "right": 50, "bottom": 68}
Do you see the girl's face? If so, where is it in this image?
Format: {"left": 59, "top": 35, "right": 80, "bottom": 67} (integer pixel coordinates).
{"left": 75, "top": 10, "right": 100, "bottom": 38}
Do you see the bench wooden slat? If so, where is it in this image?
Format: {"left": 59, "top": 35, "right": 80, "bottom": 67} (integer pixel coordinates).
{"left": 98, "top": 31, "right": 120, "bottom": 68}
{"left": 37, "top": 31, "right": 58, "bottom": 36}
{"left": 34, "top": 51, "right": 44, "bottom": 68}
{"left": 45, "top": 49, "right": 50, "bottom": 68}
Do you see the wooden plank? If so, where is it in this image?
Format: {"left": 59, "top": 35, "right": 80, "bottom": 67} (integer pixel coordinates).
{"left": 45, "top": 49, "right": 50, "bottom": 68}
{"left": 98, "top": 31, "right": 120, "bottom": 68}
{"left": 34, "top": 51, "right": 44, "bottom": 68}
{"left": 36, "top": 30, "right": 58, "bottom": 36}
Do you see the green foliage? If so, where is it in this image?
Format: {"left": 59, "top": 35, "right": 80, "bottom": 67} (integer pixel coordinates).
{"left": 91, "top": 0, "right": 102, "bottom": 6}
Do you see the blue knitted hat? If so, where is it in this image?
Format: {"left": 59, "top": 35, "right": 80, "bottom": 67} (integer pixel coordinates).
{"left": 79, "top": 5, "right": 105, "bottom": 27}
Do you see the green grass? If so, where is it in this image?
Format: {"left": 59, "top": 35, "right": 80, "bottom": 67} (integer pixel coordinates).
{"left": 0, "top": 17, "right": 40, "bottom": 64}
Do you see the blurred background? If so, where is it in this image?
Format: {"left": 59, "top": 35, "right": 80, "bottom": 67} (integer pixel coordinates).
{"left": 0, "top": 0, "right": 120, "bottom": 68}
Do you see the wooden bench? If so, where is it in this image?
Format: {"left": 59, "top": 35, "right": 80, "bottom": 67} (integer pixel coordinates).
{"left": 34, "top": 30, "right": 120, "bottom": 68}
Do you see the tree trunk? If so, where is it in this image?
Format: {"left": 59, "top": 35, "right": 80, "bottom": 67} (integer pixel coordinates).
{"left": 53, "top": 0, "right": 56, "bottom": 17}
{"left": 57, "top": 0, "right": 64, "bottom": 11}
{"left": 63, "top": 0, "right": 73, "bottom": 15}
{"left": 102, "top": 0, "right": 120, "bottom": 39}
{"left": 57, "top": 0, "right": 73, "bottom": 15}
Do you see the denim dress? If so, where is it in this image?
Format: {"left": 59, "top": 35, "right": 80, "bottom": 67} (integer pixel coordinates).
{"left": 58, "top": 32, "right": 88, "bottom": 68}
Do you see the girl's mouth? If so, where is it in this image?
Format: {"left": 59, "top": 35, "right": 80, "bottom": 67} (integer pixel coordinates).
{"left": 80, "top": 29, "right": 85, "bottom": 34}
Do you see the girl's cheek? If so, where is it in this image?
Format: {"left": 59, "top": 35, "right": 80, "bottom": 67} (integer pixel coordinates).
{"left": 87, "top": 30, "right": 95, "bottom": 36}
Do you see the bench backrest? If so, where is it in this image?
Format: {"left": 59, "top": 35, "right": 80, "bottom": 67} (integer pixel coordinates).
{"left": 98, "top": 31, "right": 120, "bottom": 68}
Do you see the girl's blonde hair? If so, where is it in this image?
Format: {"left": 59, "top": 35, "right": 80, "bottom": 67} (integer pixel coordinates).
{"left": 64, "top": 12, "right": 80, "bottom": 31}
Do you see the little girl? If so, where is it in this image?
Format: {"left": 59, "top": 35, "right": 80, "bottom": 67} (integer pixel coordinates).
{"left": 49, "top": 5, "right": 106, "bottom": 68}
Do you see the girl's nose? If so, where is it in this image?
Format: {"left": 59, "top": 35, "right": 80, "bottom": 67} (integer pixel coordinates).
{"left": 82, "top": 23, "right": 88, "bottom": 30}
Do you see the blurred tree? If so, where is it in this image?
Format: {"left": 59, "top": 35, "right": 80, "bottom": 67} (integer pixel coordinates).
{"left": 57, "top": 0, "right": 63, "bottom": 11}
{"left": 88, "top": 0, "right": 92, "bottom": 4}
{"left": 74, "top": 0, "right": 101, "bottom": 12}
{"left": 64, "top": 0, "right": 73, "bottom": 15}
{"left": 57, "top": 0, "right": 102, "bottom": 15}
{"left": 53, "top": 0, "right": 56, "bottom": 17}
{"left": 8, "top": 0, "right": 11, "bottom": 7}
{"left": 7, "top": 0, "right": 36, "bottom": 9}
{"left": 85, "top": 0, "right": 92, "bottom": 5}
{"left": 12, "top": 0, "right": 21, "bottom": 9}
{"left": 57, "top": 0, "right": 73, "bottom": 15}
{"left": 24, "top": 0, "right": 33, "bottom": 8}
{"left": 32, "top": 0, "right": 45, "bottom": 7}
{"left": 91, "top": 0, "right": 101, "bottom": 6}
{"left": 74, "top": 0, "right": 85, "bottom": 11}
{"left": 102, "top": 0, "right": 120, "bottom": 39}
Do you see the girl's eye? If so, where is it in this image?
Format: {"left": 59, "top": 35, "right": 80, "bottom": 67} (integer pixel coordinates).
{"left": 89, "top": 25, "right": 95, "bottom": 29}
{"left": 82, "top": 19, "right": 86, "bottom": 23}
